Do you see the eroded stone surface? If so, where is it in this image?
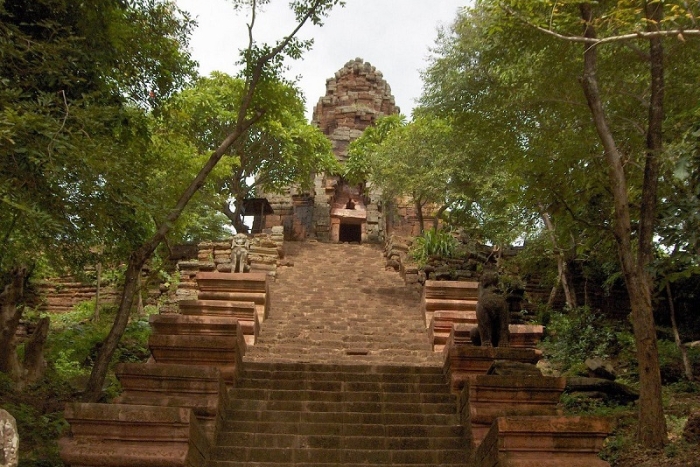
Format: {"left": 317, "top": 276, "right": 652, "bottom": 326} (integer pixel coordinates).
{"left": 472, "top": 415, "right": 613, "bottom": 467}
{"left": 0, "top": 409, "right": 18, "bottom": 467}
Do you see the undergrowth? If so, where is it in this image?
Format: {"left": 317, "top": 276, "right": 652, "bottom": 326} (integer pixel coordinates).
{"left": 0, "top": 301, "right": 155, "bottom": 466}
{"left": 540, "top": 306, "right": 700, "bottom": 466}
{"left": 411, "top": 228, "right": 458, "bottom": 265}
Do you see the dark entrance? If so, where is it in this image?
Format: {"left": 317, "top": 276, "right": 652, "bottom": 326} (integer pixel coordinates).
{"left": 339, "top": 223, "right": 361, "bottom": 243}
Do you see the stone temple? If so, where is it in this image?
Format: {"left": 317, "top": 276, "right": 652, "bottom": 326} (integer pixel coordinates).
{"left": 262, "top": 58, "right": 420, "bottom": 243}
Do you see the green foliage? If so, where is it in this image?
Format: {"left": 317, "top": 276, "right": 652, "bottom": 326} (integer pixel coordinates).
{"left": 411, "top": 228, "right": 458, "bottom": 265}
{"left": 541, "top": 306, "right": 620, "bottom": 373}
{"left": 344, "top": 114, "right": 406, "bottom": 184}
{"left": 0, "top": 0, "right": 198, "bottom": 282}
{"left": 2, "top": 402, "right": 67, "bottom": 467}
{"left": 418, "top": 0, "right": 700, "bottom": 281}
{"left": 157, "top": 71, "right": 337, "bottom": 230}
{"left": 656, "top": 338, "right": 700, "bottom": 384}
{"left": 44, "top": 301, "right": 153, "bottom": 386}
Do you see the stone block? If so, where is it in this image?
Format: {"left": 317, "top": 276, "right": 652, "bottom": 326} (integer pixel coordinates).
{"left": 196, "top": 291, "right": 268, "bottom": 321}
{"left": 196, "top": 272, "right": 268, "bottom": 294}
{"left": 444, "top": 343, "right": 541, "bottom": 393}
{"left": 430, "top": 310, "right": 477, "bottom": 351}
{"left": 449, "top": 324, "right": 543, "bottom": 351}
{"left": 178, "top": 300, "right": 260, "bottom": 346}
{"left": 424, "top": 280, "right": 479, "bottom": 300}
{"left": 472, "top": 416, "right": 612, "bottom": 467}
{"left": 466, "top": 375, "right": 566, "bottom": 446}
{"left": 59, "top": 403, "right": 209, "bottom": 467}
{"left": 114, "top": 363, "right": 226, "bottom": 440}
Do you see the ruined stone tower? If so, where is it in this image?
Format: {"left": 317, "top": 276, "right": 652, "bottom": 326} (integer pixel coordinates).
{"left": 263, "top": 58, "right": 400, "bottom": 243}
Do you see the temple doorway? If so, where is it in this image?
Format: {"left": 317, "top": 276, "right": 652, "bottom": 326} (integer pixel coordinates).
{"left": 339, "top": 223, "right": 362, "bottom": 243}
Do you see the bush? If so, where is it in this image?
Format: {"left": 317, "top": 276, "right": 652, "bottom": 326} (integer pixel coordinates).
{"left": 657, "top": 338, "right": 700, "bottom": 384}
{"left": 542, "top": 306, "right": 621, "bottom": 373}
{"left": 411, "top": 228, "right": 457, "bottom": 265}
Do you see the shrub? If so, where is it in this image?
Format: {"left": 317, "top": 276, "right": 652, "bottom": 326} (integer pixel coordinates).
{"left": 411, "top": 228, "right": 457, "bottom": 264}
{"left": 541, "top": 306, "right": 620, "bottom": 373}
{"left": 657, "top": 338, "right": 700, "bottom": 384}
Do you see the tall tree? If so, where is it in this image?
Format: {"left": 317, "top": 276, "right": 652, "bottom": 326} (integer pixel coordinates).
{"left": 160, "top": 72, "right": 336, "bottom": 233}
{"left": 0, "top": 0, "right": 198, "bottom": 386}
{"left": 82, "top": 0, "right": 345, "bottom": 401}
{"left": 420, "top": 0, "right": 700, "bottom": 447}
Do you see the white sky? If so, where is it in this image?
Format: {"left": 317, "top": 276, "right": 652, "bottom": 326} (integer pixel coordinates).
{"left": 174, "top": 0, "right": 467, "bottom": 119}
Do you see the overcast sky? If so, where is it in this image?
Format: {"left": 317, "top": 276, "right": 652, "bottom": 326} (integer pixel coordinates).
{"left": 174, "top": 0, "right": 467, "bottom": 119}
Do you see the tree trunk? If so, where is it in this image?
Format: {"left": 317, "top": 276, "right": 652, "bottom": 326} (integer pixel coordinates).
{"left": 136, "top": 271, "right": 144, "bottom": 317}
{"left": 540, "top": 206, "right": 576, "bottom": 308}
{"left": 414, "top": 196, "right": 425, "bottom": 234}
{"left": 21, "top": 316, "right": 50, "bottom": 388}
{"left": 579, "top": 2, "right": 666, "bottom": 447}
{"left": 222, "top": 199, "right": 249, "bottom": 234}
{"left": 432, "top": 203, "right": 450, "bottom": 231}
{"left": 579, "top": 1, "right": 667, "bottom": 447}
{"left": 0, "top": 267, "right": 28, "bottom": 381}
{"left": 666, "top": 283, "right": 693, "bottom": 380}
{"left": 93, "top": 262, "right": 101, "bottom": 322}
{"left": 83, "top": 120, "right": 261, "bottom": 401}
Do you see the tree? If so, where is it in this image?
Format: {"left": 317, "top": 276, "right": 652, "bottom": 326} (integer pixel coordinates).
{"left": 346, "top": 114, "right": 529, "bottom": 241}
{"left": 420, "top": 0, "right": 700, "bottom": 447}
{"left": 82, "top": 0, "right": 345, "bottom": 401}
{"left": 0, "top": 0, "right": 198, "bottom": 387}
{"left": 159, "top": 72, "right": 336, "bottom": 233}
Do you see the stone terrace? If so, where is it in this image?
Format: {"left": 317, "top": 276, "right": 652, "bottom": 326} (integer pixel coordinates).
{"left": 244, "top": 241, "right": 441, "bottom": 367}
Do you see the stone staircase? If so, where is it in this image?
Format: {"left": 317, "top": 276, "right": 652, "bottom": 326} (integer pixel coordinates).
{"left": 243, "top": 241, "right": 441, "bottom": 366}
{"left": 210, "top": 362, "right": 468, "bottom": 467}
{"left": 59, "top": 240, "right": 612, "bottom": 467}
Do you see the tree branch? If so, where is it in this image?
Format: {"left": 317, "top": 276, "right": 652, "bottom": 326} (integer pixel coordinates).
{"left": 500, "top": 3, "right": 700, "bottom": 46}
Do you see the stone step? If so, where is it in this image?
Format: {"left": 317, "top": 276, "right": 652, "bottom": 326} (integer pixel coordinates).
{"left": 242, "top": 354, "right": 443, "bottom": 366}
{"left": 196, "top": 271, "right": 268, "bottom": 293}
{"left": 149, "top": 336, "right": 242, "bottom": 382}
{"left": 423, "top": 280, "right": 479, "bottom": 300}
{"left": 247, "top": 342, "right": 433, "bottom": 355}
{"left": 239, "top": 366, "right": 447, "bottom": 382}
{"left": 180, "top": 299, "right": 257, "bottom": 318}
{"left": 236, "top": 380, "right": 452, "bottom": 396}
{"left": 225, "top": 398, "right": 458, "bottom": 416}
{"left": 177, "top": 300, "right": 260, "bottom": 345}
{"left": 218, "top": 419, "right": 466, "bottom": 437}
{"left": 448, "top": 323, "right": 544, "bottom": 350}
{"left": 444, "top": 343, "right": 542, "bottom": 392}
{"left": 254, "top": 325, "right": 428, "bottom": 335}
{"left": 149, "top": 314, "right": 245, "bottom": 336}
{"left": 213, "top": 432, "right": 468, "bottom": 450}
{"left": 220, "top": 411, "right": 462, "bottom": 430}
{"left": 209, "top": 447, "right": 468, "bottom": 465}
{"left": 195, "top": 292, "right": 268, "bottom": 323}
{"left": 464, "top": 375, "right": 567, "bottom": 446}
